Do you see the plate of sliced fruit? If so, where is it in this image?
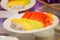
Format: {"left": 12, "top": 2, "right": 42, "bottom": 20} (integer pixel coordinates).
{"left": 1, "top": 0, "right": 36, "bottom": 11}
{"left": 3, "top": 11, "right": 59, "bottom": 33}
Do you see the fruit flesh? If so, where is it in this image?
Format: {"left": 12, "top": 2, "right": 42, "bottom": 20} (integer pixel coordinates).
{"left": 11, "top": 18, "right": 34, "bottom": 31}
{"left": 11, "top": 18, "right": 43, "bottom": 31}
{"left": 7, "top": 0, "right": 30, "bottom": 8}
{"left": 21, "top": 18, "right": 43, "bottom": 29}
{"left": 22, "top": 11, "right": 54, "bottom": 27}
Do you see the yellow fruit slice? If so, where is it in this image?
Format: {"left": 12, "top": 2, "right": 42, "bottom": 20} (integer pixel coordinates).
{"left": 11, "top": 18, "right": 33, "bottom": 31}
{"left": 21, "top": 18, "right": 43, "bottom": 29}
{"left": 7, "top": 0, "right": 30, "bottom": 8}
{"left": 47, "top": 13, "right": 54, "bottom": 22}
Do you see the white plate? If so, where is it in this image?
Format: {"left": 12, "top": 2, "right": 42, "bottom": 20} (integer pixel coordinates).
{"left": 0, "top": 36, "right": 19, "bottom": 40}
{"left": 3, "top": 13, "right": 59, "bottom": 33}
{"left": 1, "top": 0, "right": 36, "bottom": 12}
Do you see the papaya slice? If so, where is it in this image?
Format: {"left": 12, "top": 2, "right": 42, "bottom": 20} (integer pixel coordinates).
{"left": 22, "top": 11, "right": 32, "bottom": 18}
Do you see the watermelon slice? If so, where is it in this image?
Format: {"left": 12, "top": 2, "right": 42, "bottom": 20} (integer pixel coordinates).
{"left": 32, "top": 12, "right": 40, "bottom": 20}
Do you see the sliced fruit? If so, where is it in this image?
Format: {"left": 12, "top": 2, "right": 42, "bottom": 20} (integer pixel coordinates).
{"left": 22, "top": 12, "right": 54, "bottom": 27}
{"left": 21, "top": 18, "right": 43, "bottom": 29}
{"left": 31, "top": 12, "right": 40, "bottom": 20}
{"left": 29, "top": 12, "right": 39, "bottom": 20}
{"left": 32, "top": 20, "right": 43, "bottom": 29}
{"left": 11, "top": 18, "right": 33, "bottom": 31}
{"left": 22, "top": 11, "right": 32, "bottom": 18}
{"left": 43, "top": 13, "right": 54, "bottom": 27}
{"left": 36, "top": 13, "right": 53, "bottom": 27}
{"left": 12, "top": 0, "right": 30, "bottom": 5}
{"left": 47, "top": 13, "right": 54, "bottom": 22}
{"left": 36, "top": 13, "right": 45, "bottom": 21}
{"left": 20, "top": 20, "right": 33, "bottom": 31}
{"left": 43, "top": 17, "right": 52, "bottom": 27}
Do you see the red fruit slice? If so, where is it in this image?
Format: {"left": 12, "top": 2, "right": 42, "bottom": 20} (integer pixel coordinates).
{"left": 29, "top": 12, "right": 37, "bottom": 20}
{"left": 43, "top": 13, "right": 54, "bottom": 27}
{"left": 22, "top": 11, "right": 32, "bottom": 18}
{"left": 36, "top": 13, "right": 52, "bottom": 27}
{"left": 36, "top": 13, "right": 46, "bottom": 21}
{"left": 38, "top": 14, "right": 48, "bottom": 27}
{"left": 29, "top": 12, "right": 41, "bottom": 20}
{"left": 43, "top": 14, "right": 53, "bottom": 27}
{"left": 33, "top": 12, "right": 40, "bottom": 20}
{"left": 43, "top": 17, "right": 51, "bottom": 27}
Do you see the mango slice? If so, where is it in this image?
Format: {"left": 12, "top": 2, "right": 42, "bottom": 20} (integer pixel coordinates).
{"left": 11, "top": 18, "right": 33, "bottom": 31}
{"left": 21, "top": 18, "right": 43, "bottom": 29}
{"left": 7, "top": 0, "right": 30, "bottom": 8}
